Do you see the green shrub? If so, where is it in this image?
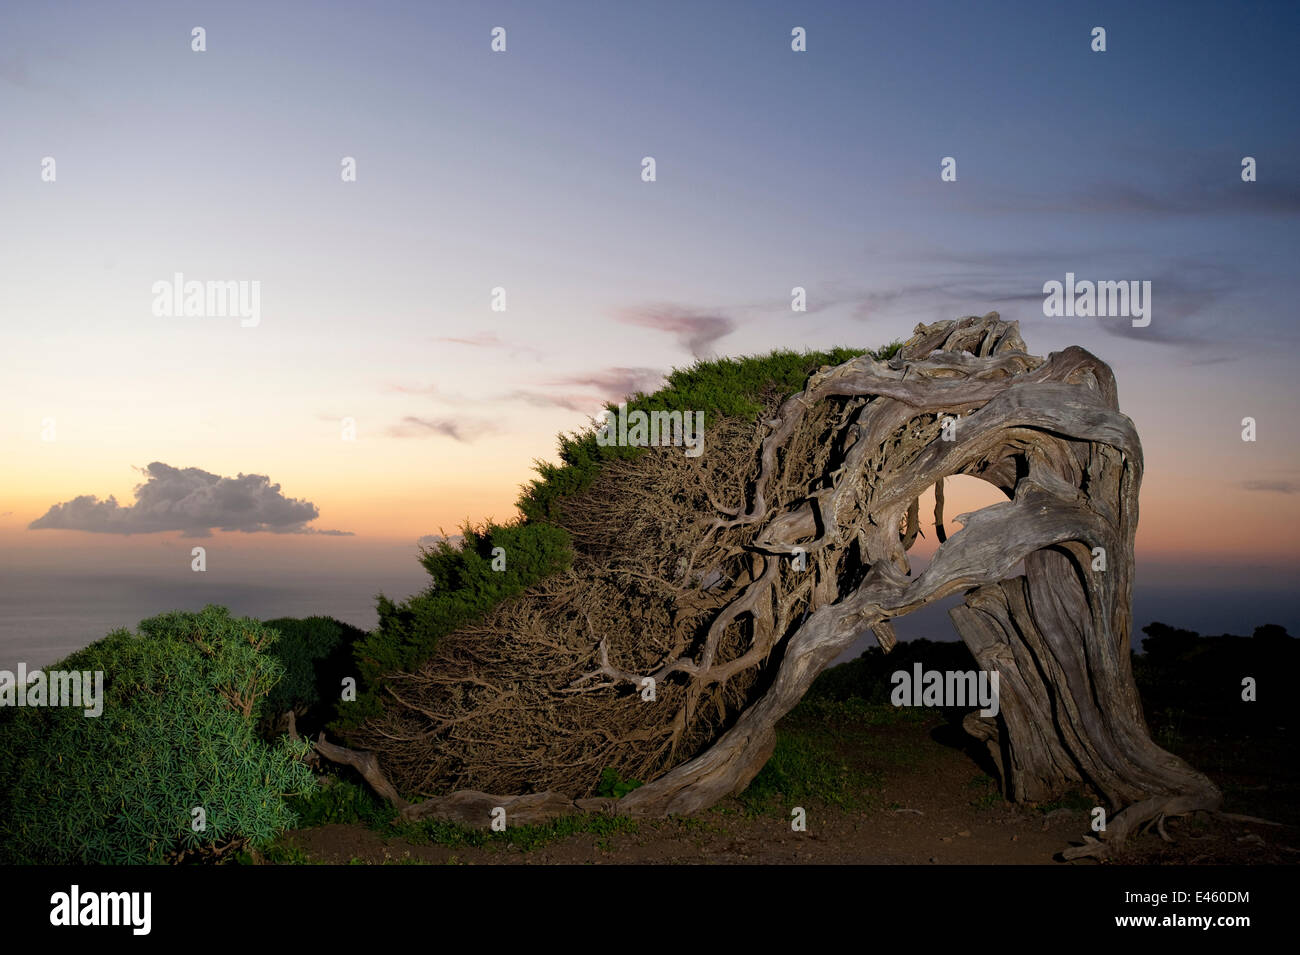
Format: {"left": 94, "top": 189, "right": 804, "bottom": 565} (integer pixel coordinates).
{"left": 262, "top": 615, "right": 365, "bottom": 720}
{"left": 0, "top": 605, "right": 316, "bottom": 864}
{"left": 739, "top": 726, "right": 878, "bottom": 813}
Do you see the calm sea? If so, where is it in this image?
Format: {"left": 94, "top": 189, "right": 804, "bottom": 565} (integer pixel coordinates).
{"left": 0, "top": 569, "right": 1293, "bottom": 672}
{"left": 0, "top": 567, "right": 429, "bottom": 671}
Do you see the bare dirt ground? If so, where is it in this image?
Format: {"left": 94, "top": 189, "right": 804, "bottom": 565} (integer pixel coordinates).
{"left": 278, "top": 713, "right": 1296, "bottom": 865}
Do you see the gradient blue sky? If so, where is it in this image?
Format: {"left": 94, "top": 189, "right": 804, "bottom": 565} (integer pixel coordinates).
{"left": 2, "top": 1, "right": 1297, "bottom": 645}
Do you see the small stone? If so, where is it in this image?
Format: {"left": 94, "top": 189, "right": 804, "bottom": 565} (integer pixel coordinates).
{"left": 940, "top": 836, "right": 953, "bottom": 842}
{"left": 958, "top": 830, "right": 971, "bottom": 837}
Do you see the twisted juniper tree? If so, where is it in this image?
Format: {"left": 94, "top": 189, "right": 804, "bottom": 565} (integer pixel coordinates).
{"left": 323, "top": 313, "right": 1221, "bottom": 858}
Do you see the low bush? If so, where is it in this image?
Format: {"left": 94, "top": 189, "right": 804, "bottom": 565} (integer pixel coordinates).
{"left": 0, "top": 605, "right": 315, "bottom": 864}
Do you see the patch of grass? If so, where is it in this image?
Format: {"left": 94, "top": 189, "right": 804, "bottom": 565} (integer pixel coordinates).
{"left": 396, "top": 812, "right": 642, "bottom": 852}
{"left": 397, "top": 819, "right": 488, "bottom": 849}
{"left": 669, "top": 814, "right": 731, "bottom": 840}
{"left": 287, "top": 778, "right": 393, "bottom": 831}
{"left": 792, "top": 698, "right": 939, "bottom": 772}
{"left": 673, "top": 815, "right": 718, "bottom": 832}
{"left": 259, "top": 840, "right": 316, "bottom": 865}
{"left": 740, "top": 727, "right": 882, "bottom": 815}
{"left": 738, "top": 693, "right": 959, "bottom": 815}
{"left": 796, "top": 697, "right": 932, "bottom": 729}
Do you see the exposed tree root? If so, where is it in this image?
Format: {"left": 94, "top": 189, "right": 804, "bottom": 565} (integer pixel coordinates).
{"left": 311, "top": 733, "right": 612, "bottom": 827}
{"left": 312, "top": 733, "right": 410, "bottom": 811}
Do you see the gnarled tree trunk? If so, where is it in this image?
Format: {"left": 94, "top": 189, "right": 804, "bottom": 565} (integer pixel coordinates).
{"left": 614, "top": 314, "right": 1222, "bottom": 855}
{"left": 323, "top": 313, "right": 1221, "bottom": 858}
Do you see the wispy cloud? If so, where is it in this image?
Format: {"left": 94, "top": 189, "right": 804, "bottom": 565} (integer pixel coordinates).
{"left": 0, "top": 50, "right": 90, "bottom": 115}
{"left": 1065, "top": 179, "right": 1300, "bottom": 218}
{"left": 386, "top": 366, "right": 667, "bottom": 417}
{"left": 504, "top": 390, "right": 598, "bottom": 412}
{"left": 433, "top": 332, "right": 542, "bottom": 360}
{"left": 28, "top": 462, "right": 351, "bottom": 536}
{"left": 508, "top": 367, "right": 666, "bottom": 412}
{"left": 386, "top": 415, "right": 493, "bottom": 442}
{"left": 0, "top": 54, "right": 36, "bottom": 90}
{"left": 1090, "top": 263, "right": 1245, "bottom": 349}
{"left": 386, "top": 383, "right": 442, "bottom": 397}
{"left": 955, "top": 168, "right": 1300, "bottom": 220}
{"left": 617, "top": 305, "right": 735, "bottom": 358}
{"left": 1241, "top": 480, "right": 1298, "bottom": 494}
{"left": 839, "top": 248, "right": 1256, "bottom": 352}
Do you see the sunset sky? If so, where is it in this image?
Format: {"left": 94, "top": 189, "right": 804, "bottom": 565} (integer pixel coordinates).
{"left": 2, "top": 1, "right": 1297, "bottom": 645}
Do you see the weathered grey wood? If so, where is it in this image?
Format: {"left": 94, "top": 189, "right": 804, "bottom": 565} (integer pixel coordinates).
{"left": 336, "top": 314, "right": 1221, "bottom": 856}
{"left": 399, "top": 790, "right": 580, "bottom": 827}
{"left": 619, "top": 314, "right": 1221, "bottom": 857}
{"left": 313, "top": 733, "right": 411, "bottom": 811}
